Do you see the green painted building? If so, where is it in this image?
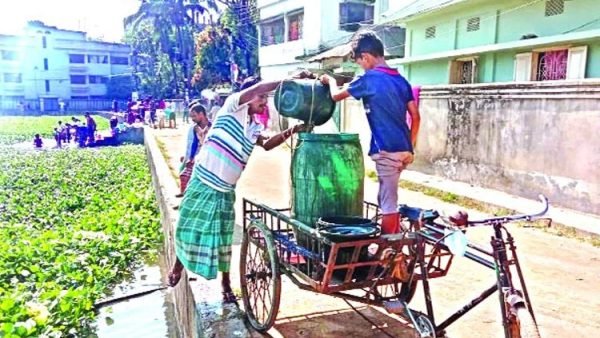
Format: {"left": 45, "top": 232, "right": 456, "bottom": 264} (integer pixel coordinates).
{"left": 386, "top": 0, "right": 600, "bottom": 85}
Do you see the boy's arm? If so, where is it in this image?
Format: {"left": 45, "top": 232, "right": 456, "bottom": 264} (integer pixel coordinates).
{"left": 320, "top": 75, "right": 351, "bottom": 102}
{"left": 407, "top": 101, "right": 421, "bottom": 148}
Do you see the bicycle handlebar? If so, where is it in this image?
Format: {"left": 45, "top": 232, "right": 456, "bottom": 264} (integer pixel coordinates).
{"left": 467, "top": 194, "right": 549, "bottom": 226}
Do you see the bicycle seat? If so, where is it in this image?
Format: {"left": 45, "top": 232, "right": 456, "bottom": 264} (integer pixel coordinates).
{"left": 398, "top": 204, "right": 440, "bottom": 222}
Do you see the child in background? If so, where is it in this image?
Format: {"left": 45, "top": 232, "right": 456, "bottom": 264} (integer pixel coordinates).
{"left": 33, "top": 134, "right": 43, "bottom": 149}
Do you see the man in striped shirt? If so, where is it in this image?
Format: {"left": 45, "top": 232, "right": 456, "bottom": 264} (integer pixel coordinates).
{"left": 168, "top": 73, "right": 311, "bottom": 303}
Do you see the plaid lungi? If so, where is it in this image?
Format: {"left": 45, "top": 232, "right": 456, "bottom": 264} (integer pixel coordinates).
{"left": 175, "top": 177, "right": 235, "bottom": 280}
{"left": 179, "top": 161, "right": 195, "bottom": 193}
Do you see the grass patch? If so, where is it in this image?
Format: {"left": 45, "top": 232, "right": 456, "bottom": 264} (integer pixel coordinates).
{"left": 0, "top": 115, "right": 110, "bottom": 145}
{"left": 155, "top": 135, "right": 180, "bottom": 184}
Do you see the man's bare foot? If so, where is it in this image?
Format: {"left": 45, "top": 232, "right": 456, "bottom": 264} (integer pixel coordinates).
{"left": 221, "top": 273, "right": 238, "bottom": 304}
{"left": 168, "top": 260, "right": 184, "bottom": 287}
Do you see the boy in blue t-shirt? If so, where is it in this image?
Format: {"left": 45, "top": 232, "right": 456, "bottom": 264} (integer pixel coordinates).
{"left": 320, "top": 31, "right": 421, "bottom": 235}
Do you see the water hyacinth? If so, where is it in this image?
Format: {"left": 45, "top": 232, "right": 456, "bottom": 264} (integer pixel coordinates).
{"left": 0, "top": 144, "right": 162, "bottom": 337}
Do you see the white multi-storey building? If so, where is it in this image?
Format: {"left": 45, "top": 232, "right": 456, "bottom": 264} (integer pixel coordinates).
{"left": 0, "top": 21, "right": 131, "bottom": 107}
{"left": 257, "top": 0, "right": 393, "bottom": 80}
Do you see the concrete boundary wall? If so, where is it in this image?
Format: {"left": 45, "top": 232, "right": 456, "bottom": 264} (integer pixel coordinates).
{"left": 414, "top": 80, "right": 600, "bottom": 215}
{"left": 144, "top": 129, "right": 199, "bottom": 338}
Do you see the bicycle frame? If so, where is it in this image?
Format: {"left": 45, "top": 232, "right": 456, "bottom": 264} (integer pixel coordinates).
{"left": 418, "top": 194, "right": 547, "bottom": 337}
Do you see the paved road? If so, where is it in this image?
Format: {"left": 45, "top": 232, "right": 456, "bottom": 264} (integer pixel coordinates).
{"left": 155, "top": 126, "right": 600, "bottom": 338}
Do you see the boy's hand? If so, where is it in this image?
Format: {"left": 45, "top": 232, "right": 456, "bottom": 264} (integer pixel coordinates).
{"left": 319, "top": 75, "right": 332, "bottom": 85}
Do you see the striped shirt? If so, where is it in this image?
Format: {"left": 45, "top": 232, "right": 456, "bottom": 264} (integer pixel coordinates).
{"left": 194, "top": 93, "right": 264, "bottom": 192}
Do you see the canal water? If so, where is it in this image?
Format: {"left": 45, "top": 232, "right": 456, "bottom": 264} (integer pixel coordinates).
{"left": 92, "top": 256, "right": 181, "bottom": 338}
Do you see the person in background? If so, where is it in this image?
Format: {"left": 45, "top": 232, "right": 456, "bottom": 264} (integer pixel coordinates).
{"left": 53, "top": 128, "right": 62, "bottom": 148}
{"left": 319, "top": 31, "right": 421, "bottom": 235}
{"left": 85, "top": 113, "right": 97, "bottom": 145}
{"left": 71, "top": 117, "right": 81, "bottom": 142}
{"left": 139, "top": 99, "right": 147, "bottom": 123}
{"left": 77, "top": 124, "right": 88, "bottom": 147}
{"left": 64, "top": 123, "right": 72, "bottom": 143}
{"left": 175, "top": 100, "right": 211, "bottom": 199}
{"left": 112, "top": 99, "right": 119, "bottom": 113}
{"left": 33, "top": 134, "right": 43, "bottom": 149}
{"left": 110, "top": 116, "right": 119, "bottom": 136}
{"left": 167, "top": 73, "right": 311, "bottom": 304}
{"left": 208, "top": 97, "right": 222, "bottom": 121}
{"left": 157, "top": 106, "right": 166, "bottom": 129}
{"left": 167, "top": 101, "right": 177, "bottom": 129}
{"left": 57, "top": 121, "right": 66, "bottom": 144}
{"left": 182, "top": 100, "right": 190, "bottom": 124}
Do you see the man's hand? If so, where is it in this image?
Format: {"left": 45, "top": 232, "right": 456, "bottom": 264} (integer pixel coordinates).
{"left": 290, "top": 69, "right": 315, "bottom": 80}
{"left": 292, "top": 124, "right": 307, "bottom": 134}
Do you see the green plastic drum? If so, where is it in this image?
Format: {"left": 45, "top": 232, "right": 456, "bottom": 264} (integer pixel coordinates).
{"left": 274, "top": 79, "right": 336, "bottom": 126}
{"left": 291, "top": 133, "right": 365, "bottom": 228}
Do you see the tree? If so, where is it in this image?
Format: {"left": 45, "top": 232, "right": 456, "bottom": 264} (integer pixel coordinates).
{"left": 193, "top": 26, "right": 232, "bottom": 89}
{"left": 218, "top": 0, "right": 259, "bottom": 77}
{"left": 125, "top": 0, "right": 217, "bottom": 97}
{"left": 106, "top": 76, "right": 135, "bottom": 100}
{"left": 191, "top": 0, "right": 259, "bottom": 89}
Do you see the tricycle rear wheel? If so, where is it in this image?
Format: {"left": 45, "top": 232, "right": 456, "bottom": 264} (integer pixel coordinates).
{"left": 240, "top": 222, "right": 282, "bottom": 332}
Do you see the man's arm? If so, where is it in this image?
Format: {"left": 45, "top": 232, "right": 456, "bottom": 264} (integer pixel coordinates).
{"left": 257, "top": 124, "right": 305, "bottom": 151}
{"left": 320, "top": 75, "right": 351, "bottom": 102}
{"left": 407, "top": 101, "right": 421, "bottom": 148}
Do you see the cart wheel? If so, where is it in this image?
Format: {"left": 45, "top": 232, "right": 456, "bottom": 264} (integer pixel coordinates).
{"left": 240, "top": 222, "right": 281, "bottom": 332}
{"left": 414, "top": 314, "right": 436, "bottom": 338}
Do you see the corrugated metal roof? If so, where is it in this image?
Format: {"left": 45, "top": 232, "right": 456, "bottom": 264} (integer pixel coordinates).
{"left": 306, "top": 25, "right": 405, "bottom": 62}
{"left": 385, "top": 0, "right": 470, "bottom": 22}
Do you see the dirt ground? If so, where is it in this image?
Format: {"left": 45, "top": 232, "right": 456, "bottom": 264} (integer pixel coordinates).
{"left": 154, "top": 126, "right": 600, "bottom": 338}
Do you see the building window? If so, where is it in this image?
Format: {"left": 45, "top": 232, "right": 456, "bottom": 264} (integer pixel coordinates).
{"left": 89, "top": 75, "right": 108, "bottom": 84}
{"left": 3, "top": 73, "right": 22, "bottom": 83}
{"left": 89, "top": 95, "right": 107, "bottom": 99}
{"left": 450, "top": 58, "right": 477, "bottom": 84}
{"left": 288, "top": 11, "right": 303, "bottom": 41}
{"left": 45, "top": 80, "right": 50, "bottom": 93}
{"left": 380, "top": 0, "right": 389, "bottom": 14}
{"left": 110, "top": 56, "right": 129, "bottom": 65}
{"left": 425, "top": 26, "right": 436, "bottom": 39}
{"left": 1, "top": 50, "right": 17, "bottom": 61}
{"left": 261, "top": 17, "right": 285, "bottom": 46}
{"left": 43, "top": 58, "right": 49, "bottom": 70}
{"left": 69, "top": 54, "right": 85, "bottom": 64}
{"left": 514, "top": 46, "right": 588, "bottom": 81}
{"left": 545, "top": 0, "right": 564, "bottom": 17}
{"left": 467, "top": 17, "right": 480, "bottom": 32}
{"left": 339, "top": 2, "right": 374, "bottom": 32}
{"left": 71, "top": 96, "right": 88, "bottom": 99}
{"left": 535, "top": 49, "right": 568, "bottom": 81}
{"left": 42, "top": 36, "right": 47, "bottom": 48}
{"left": 88, "top": 55, "right": 108, "bottom": 64}
{"left": 70, "top": 75, "right": 87, "bottom": 84}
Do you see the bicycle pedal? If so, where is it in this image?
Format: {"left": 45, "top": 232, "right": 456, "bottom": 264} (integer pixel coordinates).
{"left": 383, "top": 300, "right": 406, "bottom": 314}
